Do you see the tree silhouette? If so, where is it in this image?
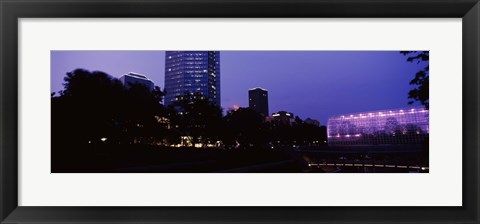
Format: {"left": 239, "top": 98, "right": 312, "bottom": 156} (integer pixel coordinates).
{"left": 53, "top": 69, "right": 125, "bottom": 143}
{"left": 223, "top": 107, "right": 269, "bottom": 149}
{"left": 52, "top": 68, "right": 168, "bottom": 145}
{"left": 384, "top": 117, "right": 400, "bottom": 135}
{"left": 121, "top": 83, "right": 168, "bottom": 144}
{"left": 401, "top": 51, "right": 429, "bottom": 109}
{"left": 169, "top": 92, "right": 223, "bottom": 146}
{"left": 291, "top": 122, "right": 325, "bottom": 146}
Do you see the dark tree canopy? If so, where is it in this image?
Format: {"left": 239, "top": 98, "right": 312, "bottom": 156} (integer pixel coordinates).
{"left": 52, "top": 69, "right": 327, "bottom": 150}
{"left": 223, "top": 107, "right": 269, "bottom": 148}
{"left": 169, "top": 92, "right": 223, "bottom": 145}
{"left": 401, "top": 51, "right": 429, "bottom": 109}
{"left": 52, "top": 69, "right": 168, "bottom": 145}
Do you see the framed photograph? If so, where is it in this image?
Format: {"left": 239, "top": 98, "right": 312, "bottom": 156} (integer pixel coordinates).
{"left": 1, "top": 0, "right": 479, "bottom": 223}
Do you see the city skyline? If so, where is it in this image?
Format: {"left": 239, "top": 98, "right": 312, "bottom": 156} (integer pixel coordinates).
{"left": 51, "top": 51, "right": 426, "bottom": 123}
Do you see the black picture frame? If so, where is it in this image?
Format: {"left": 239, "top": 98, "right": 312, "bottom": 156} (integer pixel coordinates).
{"left": 1, "top": 0, "right": 479, "bottom": 223}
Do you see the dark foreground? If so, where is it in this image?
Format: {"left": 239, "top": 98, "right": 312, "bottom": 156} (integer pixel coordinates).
{"left": 52, "top": 142, "right": 428, "bottom": 173}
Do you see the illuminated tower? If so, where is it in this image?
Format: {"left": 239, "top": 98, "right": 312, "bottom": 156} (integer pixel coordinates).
{"left": 164, "top": 51, "right": 220, "bottom": 106}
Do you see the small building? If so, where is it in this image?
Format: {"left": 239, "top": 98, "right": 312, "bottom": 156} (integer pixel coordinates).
{"left": 119, "top": 72, "right": 155, "bottom": 91}
{"left": 271, "top": 111, "right": 295, "bottom": 125}
{"left": 304, "top": 118, "right": 320, "bottom": 126}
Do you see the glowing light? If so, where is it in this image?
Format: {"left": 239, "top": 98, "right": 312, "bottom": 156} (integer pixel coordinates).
{"left": 248, "top": 87, "right": 268, "bottom": 91}
{"left": 327, "top": 107, "right": 429, "bottom": 145}
{"left": 233, "top": 105, "right": 240, "bottom": 111}
{"left": 100, "top": 138, "right": 107, "bottom": 142}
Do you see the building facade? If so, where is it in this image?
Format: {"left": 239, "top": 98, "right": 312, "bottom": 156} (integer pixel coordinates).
{"left": 271, "top": 111, "right": 295, "bottom": 126}
{"left": 304, "top": 118, "right": 320, "bottom": 127}
{"left": 119, "top": 72, "right": 155, "bottom": 91}
{"left": 248, "top": 87, "right": 269, "bottom": 116}
{"left": 164, "top": 51, "right": 220, "bottom": 106}
{"left": 327, "top": 107, "right": 429, "bottom": 145}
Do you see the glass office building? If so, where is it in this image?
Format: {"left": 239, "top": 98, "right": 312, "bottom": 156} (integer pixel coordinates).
{"left": 327, "top": 107, "right": 429, "bottom": 145}
{"left": 164, "top": 51, "right": 220, "bottom": 106}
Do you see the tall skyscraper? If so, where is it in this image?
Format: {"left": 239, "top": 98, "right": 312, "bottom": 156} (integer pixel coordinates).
{"left": 248, "top": 87, "right": 269, "bottom": 116}
{"left": 164, "top": 51, "right": 220, "bottom": 106}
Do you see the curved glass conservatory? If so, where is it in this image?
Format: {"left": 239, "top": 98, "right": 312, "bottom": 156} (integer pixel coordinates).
{"left": 327, "top": 107, "right": 429, "bottom": 145}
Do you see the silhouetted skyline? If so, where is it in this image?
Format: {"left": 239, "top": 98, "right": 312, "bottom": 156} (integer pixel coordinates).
{"left": 51, "top": 51, "right": 426, "bottom": 124}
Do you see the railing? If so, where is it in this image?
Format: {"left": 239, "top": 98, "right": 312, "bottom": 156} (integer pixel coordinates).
{"left": 307, "top": 162, "right": 429, "bottom": 170}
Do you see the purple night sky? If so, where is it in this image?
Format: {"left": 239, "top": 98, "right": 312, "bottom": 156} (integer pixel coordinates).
{"left": 51, "top": 51, "right": 426, "bottom": 125}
